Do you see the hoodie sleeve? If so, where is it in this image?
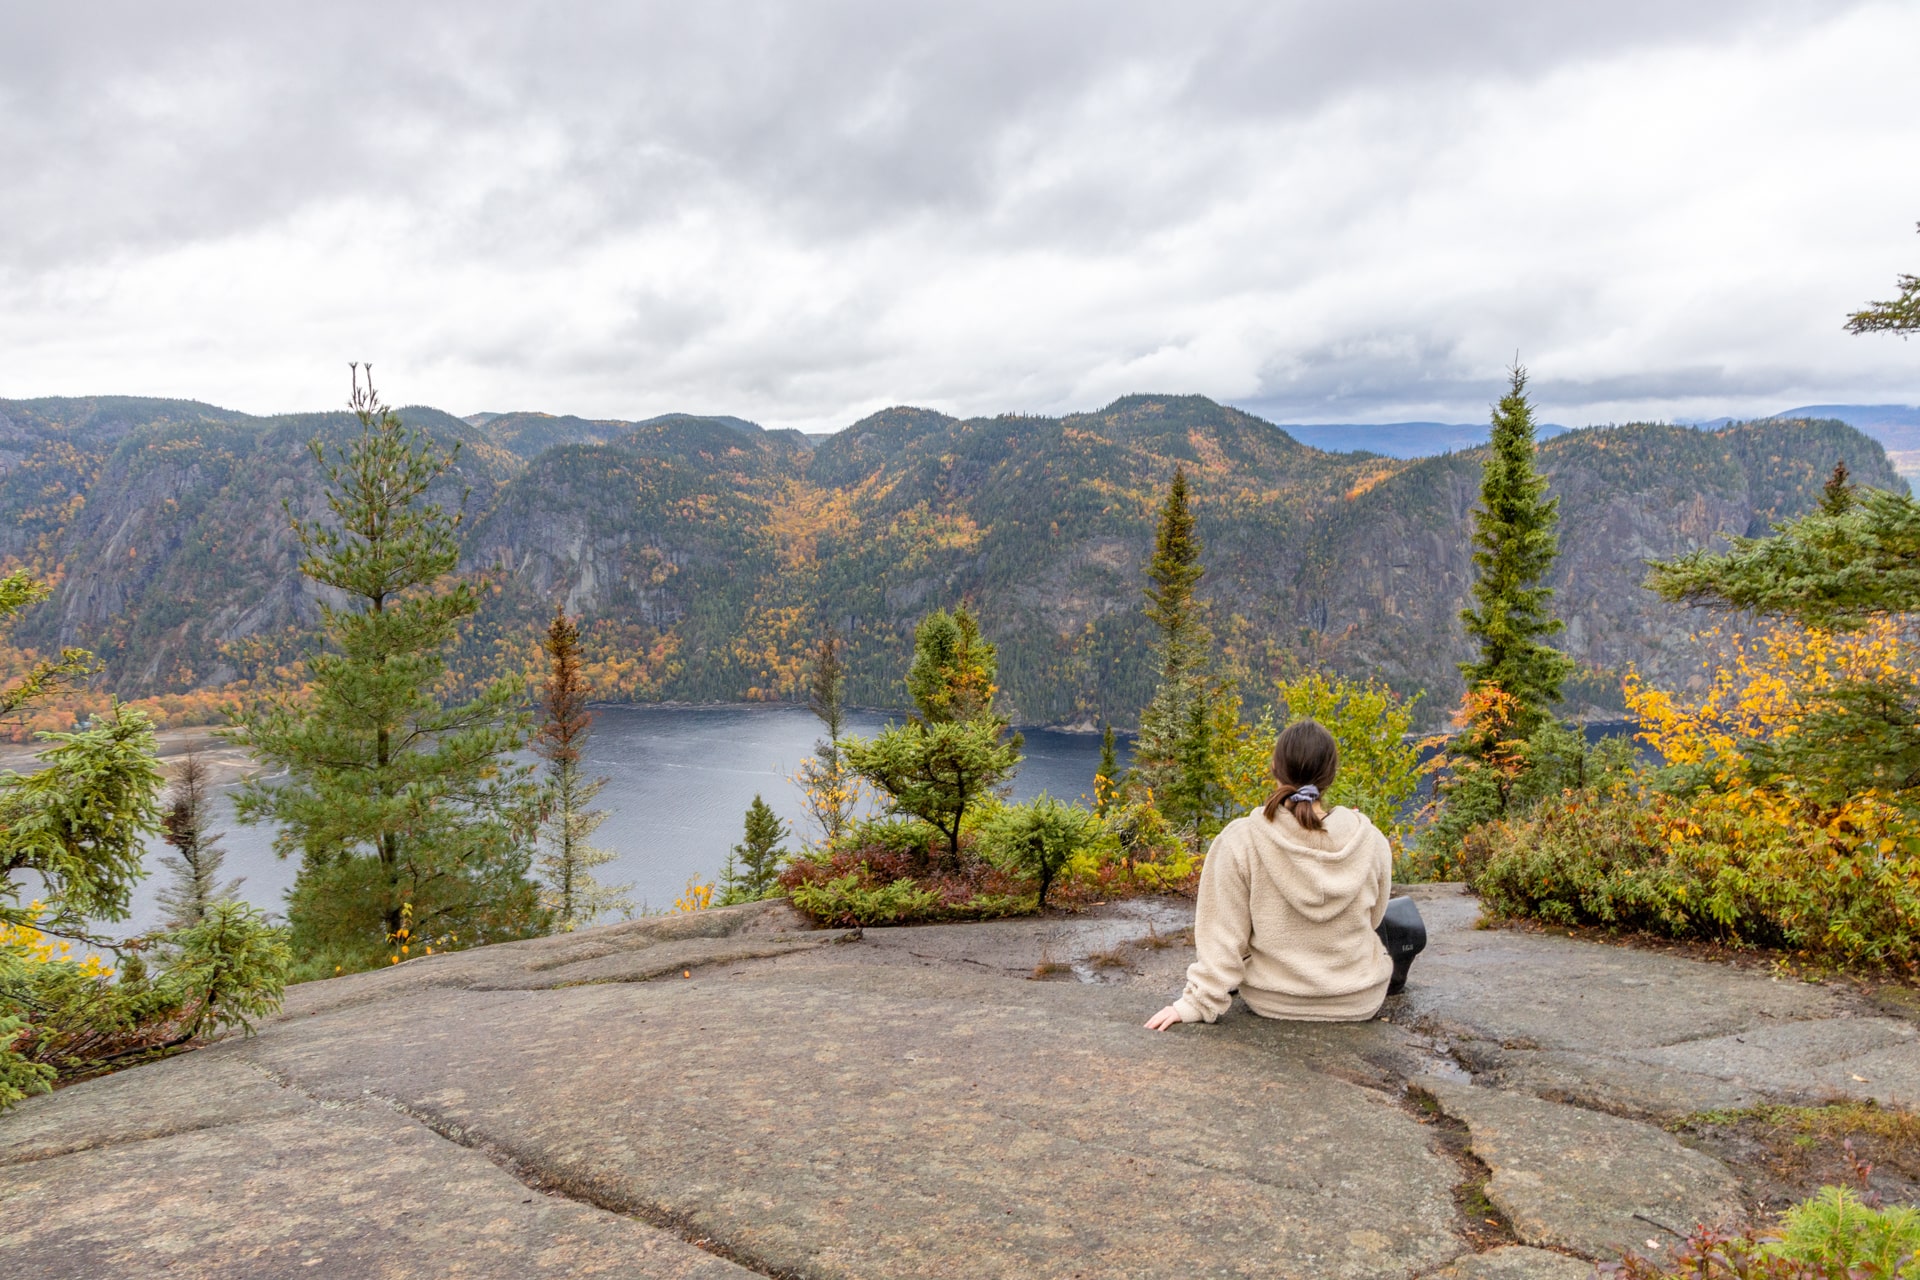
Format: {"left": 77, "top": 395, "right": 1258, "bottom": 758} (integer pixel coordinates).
{"left": 1173, "top": 827, "right": 1251, "bottom": 1023}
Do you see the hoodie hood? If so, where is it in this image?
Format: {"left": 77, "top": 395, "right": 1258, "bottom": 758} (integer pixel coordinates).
{"left": 1244, "top": 806, "right": 1381, "bottom": 923}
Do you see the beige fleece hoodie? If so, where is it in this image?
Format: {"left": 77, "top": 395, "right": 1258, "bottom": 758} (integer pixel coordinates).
{"left": 1172, "top": 804, "right": 1393, "bottom": 1023}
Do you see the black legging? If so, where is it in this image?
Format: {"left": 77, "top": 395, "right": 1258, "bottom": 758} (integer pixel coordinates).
{"left": 1376, "top": 897, "right": 1427, "bottom": 995}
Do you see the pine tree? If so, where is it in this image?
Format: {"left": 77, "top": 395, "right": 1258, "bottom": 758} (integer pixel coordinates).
{"left": 720, "top": 794, "right": 789, "bottom": 904}
{"left": 155, "top": 750, "right": 242, "bottom": 931}
{"left": 1649, "top": 475, "right": 1920, "bottom": 804}
{"left": 1820, "top": 461, "right": 1855, "bottom": 517}
{"left": 1133, "top": 469, "right": 1208, "bottom": 788}
{"left": 796, "top": 634, "right": 860, "bottom": 846}
{"left": 1458, "top": 364, "right": 1573, "bottom": 739}
{"left": 235, "top": 368, "right": 544, "bottom": 975}
{"left": 1131, "top": 467, "right": 1229, "bottom": 835}
{"left": 534, "top": 608, "right": 632, "bottom": 931}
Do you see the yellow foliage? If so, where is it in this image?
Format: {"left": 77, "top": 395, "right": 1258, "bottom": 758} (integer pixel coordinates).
{"left": 0, "top": 904, "right": 112, "bottom": 978}
{"left": 1627, "top": 622, "right": 1908, "bottom": 775}
{"left": 675, "top": 878, "right": 714, "bottom": 913}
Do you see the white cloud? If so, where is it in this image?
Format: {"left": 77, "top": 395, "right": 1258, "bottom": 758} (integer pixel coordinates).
{"left": 0, "top": 0, "right": 1914, "bottom": 430}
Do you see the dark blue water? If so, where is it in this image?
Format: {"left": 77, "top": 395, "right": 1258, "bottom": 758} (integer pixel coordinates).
{"left": 116, "top": 707, "right": 1117, "bottom": 933}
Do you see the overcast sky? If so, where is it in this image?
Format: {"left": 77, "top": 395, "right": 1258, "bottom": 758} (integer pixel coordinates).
{"left": 3, "top": 2, "right": 1917, "bottom": 431}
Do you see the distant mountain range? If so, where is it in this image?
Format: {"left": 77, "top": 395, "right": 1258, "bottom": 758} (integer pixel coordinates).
{"left": 460, "top": 402, "right": 1920, "bottom": 464}
{"left": 1247, "top": 405, "right": 1919, "bottom": 462}
{"left": 0, "top": 393, "right": 1903, "bottom": 729}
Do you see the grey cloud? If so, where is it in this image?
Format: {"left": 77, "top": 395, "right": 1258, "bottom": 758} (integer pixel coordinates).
{"left": 1, "top": 1, "right": 1912, "bottom": 427}
{"left": 0, "top": 1, "right": 1859, "bottom": 263}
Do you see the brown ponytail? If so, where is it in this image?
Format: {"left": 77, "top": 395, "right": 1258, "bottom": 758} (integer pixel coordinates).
{"left": 1262, "top": 718, "right": 1339, "bottom": 830}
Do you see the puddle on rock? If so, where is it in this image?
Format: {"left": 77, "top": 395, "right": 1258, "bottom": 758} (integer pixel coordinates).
{"left": 1047, "top": 899, "right": 1193, "bottom": 984}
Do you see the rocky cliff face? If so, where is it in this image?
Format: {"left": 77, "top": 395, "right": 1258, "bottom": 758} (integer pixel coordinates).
{"left": 0, "top": 393, "right": 1900, "bottom": 726}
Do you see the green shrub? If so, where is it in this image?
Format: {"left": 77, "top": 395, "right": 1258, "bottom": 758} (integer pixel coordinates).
{"left": 1468, "top": 782, "right": 1920, "bottom": 967}
{"left": 1614, "top": 1184, "right": 1920, "bottom": 1277}
{"left": 1101, "top": 796, "right": 1184, "bottom": 863}
{"left": 788, "top": 874, "right": 942, "bottom": 927}
{"left": 841, "top": 816, "right": 939, "bottom": 861}
{"left": 1468, "top": 790, "right": 1714, "bottom": 938}
{"left": 976, "top": 794, "right": 1109, "bottom": 911}
{"left": 1, "top": 901, "right": 290, "bottom": 1108}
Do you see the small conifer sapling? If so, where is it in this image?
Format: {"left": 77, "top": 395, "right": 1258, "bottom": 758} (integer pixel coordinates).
{"left": 155, "top": 749, "right": 243, "bottom": 931}
{"left": 721, "top": 795, "right": 789, "bottom": 904}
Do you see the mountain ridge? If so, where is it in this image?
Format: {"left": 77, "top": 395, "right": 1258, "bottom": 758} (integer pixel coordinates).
{"left": 0, "top": 392, "right": 1902, "bottom": 728}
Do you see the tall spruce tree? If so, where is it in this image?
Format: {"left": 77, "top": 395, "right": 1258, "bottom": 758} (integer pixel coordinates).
{"left": 534, "top": 609, "right": 632, "bottom": 931}
{"left": 1133, "top": 469, "right": 1206, "bottom": 785}
{"left": 1458, "top": 364, "right": 1572, "bottom": 738}
{"left": 1131, "top": 467, "right": 1227, "bottom": 833}
{"left": 155, "top": 750, "right": 242, "bottom": 931}
{"left": 235, "top": 368, "right": 543, "bottom": 974}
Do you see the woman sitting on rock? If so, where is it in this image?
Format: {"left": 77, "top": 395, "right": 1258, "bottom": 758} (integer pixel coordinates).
{"left": 1145, "top": 717, "right": 1397, "bottom": 1028}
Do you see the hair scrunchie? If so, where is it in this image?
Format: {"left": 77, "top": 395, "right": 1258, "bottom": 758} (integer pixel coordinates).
{"left": 1287, "top": 784, "right": 1321, "bottom": 804}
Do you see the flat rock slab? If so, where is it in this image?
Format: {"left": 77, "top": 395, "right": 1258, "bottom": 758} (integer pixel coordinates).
{"left": 0, "top": 1092, "right": 754, "bottom": 1280}
{"left": 11, "top": 889, "right": 1920, "bottom": 1278}
{"left": 1418, "top": 1076, "right": 1741, "bottom": 1260}
{"left": 1389, "top": 885, "right": 1920, "bottom": 1118}
{"left": 237, "top": 957, "right": 1466, "bottom": 1279}
{"left": 1432, "top": 1246, "right": 1595, "bottom": 1279}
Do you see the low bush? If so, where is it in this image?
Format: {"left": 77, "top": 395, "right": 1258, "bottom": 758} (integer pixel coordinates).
{"left": 779, "top": 832, "right": 1034, "bottom": 927}
{"left": 788, "top": 874, "right": 944, "bottom": 927}
{"left": 1608, "top": 1184, "right": 1920, "bottom": 1278}
{"left": 976, "top": 794, "right": 1109, "bottom": 910}
{"left": 1468, "top": 783, "right": 1920, "bottom": 968}
{"left": 781, "top": 794, "right": 1201, "bottom": 927}
{"left": 1, "top": 900, "right": 291, "bottom": 1110}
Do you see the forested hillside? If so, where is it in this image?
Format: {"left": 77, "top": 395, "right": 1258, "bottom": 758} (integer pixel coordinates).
{"left": 0, "top": 393, "right": 1899, "bottom": 728}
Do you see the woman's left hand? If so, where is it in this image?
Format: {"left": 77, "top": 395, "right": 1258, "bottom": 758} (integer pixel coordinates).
{"left": 1144, "top": 1005, "right": 1185, "bottom": 1031}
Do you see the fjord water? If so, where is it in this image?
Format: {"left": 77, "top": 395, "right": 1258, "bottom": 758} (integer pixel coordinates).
{"left": 118, "top": 707, "right": 1117, "bottom": 936}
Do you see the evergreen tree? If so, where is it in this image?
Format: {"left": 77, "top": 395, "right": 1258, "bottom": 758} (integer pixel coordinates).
{"left": 1846, "top": 222, "right": 1920, "bottom": 336}
{"left": 2, "top": 574, "right": 287, "bottom": 1116}
{"left": 720, "top": 794, "right": 788, "bottom": 904}
{"left": 1649, "top": 481, "right": 1920, "bottom": 626}
{"left": 796, "top": 634, "right": 859, "bottom": 846}
{"left": 235, "top": 368, "right": 544, "bottom": 975}
{"left": 1459, "top": 363, "right": 1573, "bottom": 738}
{"left": 1133, "top": 469, "right": 1206, "bottom": 788}
{"left": 155, "top": 750, "right": 242, "bottom": 931}
{"left": 534, "top": 608, "right": 632, "bottom": 931}
{"left": 0, "top": 571, "right": 165, "bottom": 944}
{"left": 1164, "top": 693, "right": 1223, "bottom": 833}
{"left": 905, "top": 606, "right": 997, "bottom": 724}
{"left": 1131, "top": 467, "right": 1230, "bottom": 835}
{"left": 1820, "top": 461, "right": 1855, "bottom": 517}
{"left": 1094, "top": 723, "right": 1119, "bottom": 815}
{"left": 810, "top": 632, "right": 847, "bottom": 742}
{"left": 844, "top": 609, "right": 1022, "bottom": 869}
